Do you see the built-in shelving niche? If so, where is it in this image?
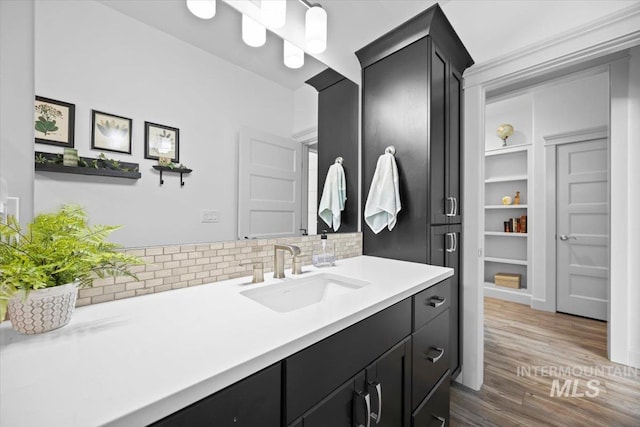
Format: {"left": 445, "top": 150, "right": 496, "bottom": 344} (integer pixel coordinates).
{"left": 483, "top": 145, "right": 532, "bottom": 304}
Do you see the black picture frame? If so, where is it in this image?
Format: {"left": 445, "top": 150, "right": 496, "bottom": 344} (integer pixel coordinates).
{"left": 91, "top": 110, "right": 133, "bottom": 154}
{"left": 144, "top": 122, "right": 180, "bottom": 163}
{"left": 34, "top": 96, "right": 76, "bottom": 147}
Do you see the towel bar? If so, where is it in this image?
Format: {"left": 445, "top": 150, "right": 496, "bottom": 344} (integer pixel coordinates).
{"left": 385, "top": 146, "right": 396, "bottom": 155}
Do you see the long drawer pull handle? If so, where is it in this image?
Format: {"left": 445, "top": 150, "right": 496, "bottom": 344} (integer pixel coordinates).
{"left": 433, "top": 415, "right": 446, "bottom": 427}
{"left": 446, "top": 197, "right": 455, "bottom": 216}
{"left": 355, "top": 391, "right": 371, "bottom": 427}
{"left": 426, "top": 347, "right": 445, "bottom": 363}
{"left": 368, "top": 381, "right": 382, "bottom": 424}
{"left": 427, "top": 296, "right": 446, "bottom": 308}
{"left": 453, "top": 196, "right": 458, "bottom": 217}
{"left": 446, "top": 232, "right": 455, "bottom": 252}
{"left": 452, "top": 232, "right": 458, "bottom": 253}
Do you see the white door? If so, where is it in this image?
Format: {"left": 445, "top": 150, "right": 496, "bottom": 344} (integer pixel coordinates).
{"left": 238, "top": 128, "right": 302, "bottom": 239}
{"left": 556, "top": 138, "right": 609, "bottom": 320}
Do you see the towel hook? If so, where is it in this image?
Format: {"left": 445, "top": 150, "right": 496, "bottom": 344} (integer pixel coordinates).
{"left": 335, "top": 157, "right": 343, "bottom": 164}
{"left": 385, "top": 146, "right": 396, "bottom": 155}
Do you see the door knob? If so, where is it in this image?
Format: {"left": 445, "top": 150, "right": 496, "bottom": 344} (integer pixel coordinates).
{"left": 559, "top": 235, "right": 576, "bottom": 241}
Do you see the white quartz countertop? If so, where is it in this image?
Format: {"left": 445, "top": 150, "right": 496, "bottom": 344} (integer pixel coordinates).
{"left": 0, "top": 255, "right": 453, "bottom": 427}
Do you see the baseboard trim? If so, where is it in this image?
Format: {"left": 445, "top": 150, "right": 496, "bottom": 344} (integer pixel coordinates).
{"left": 531, "top": 298, "right": 555, "bottom": 313}
{"left": 484, "top": 285, "right": 532, "bottom": 305}
{"left": 628, "top": 351, "right": 640, "bottom": 369}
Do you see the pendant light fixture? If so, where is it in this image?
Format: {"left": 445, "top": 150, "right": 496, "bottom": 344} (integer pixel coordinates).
{"left": 242, "top": 14, "right": 266, "bottom": 47}
{"left": 262, "top": 0, "right": 286, "bottom": 29}
{"left": 186, "top": 0, "right": 216, "bottom": 19}
{"left": 305, "top": 3, "right": 327, "bottom": 54}
{"left": 284, "top": 40, "right": 304, "bottom": 69}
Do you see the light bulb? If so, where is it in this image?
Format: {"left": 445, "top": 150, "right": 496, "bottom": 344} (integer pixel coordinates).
{"left": 186, "top": 0, "right": 216, "bottom": 19}
{"left": 305, "top": 5, "right": 327, "bottom": 54}
{"left": 262, "top": 0, "right": 286, "bottom": 29}
{"left": 242, "top": 14, "right": 266, "bottom": 47}
{"left": 284, "top": 40, "right": 304, "bottom": 69}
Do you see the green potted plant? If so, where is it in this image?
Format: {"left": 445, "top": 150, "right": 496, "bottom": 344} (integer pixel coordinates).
{"left": 0, "top": 205, "right": 143, "bottom": 334}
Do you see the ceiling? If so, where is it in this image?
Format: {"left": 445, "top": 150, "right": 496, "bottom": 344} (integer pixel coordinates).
{"left": 100, "top": 0, "right": 639, "bottom": 90}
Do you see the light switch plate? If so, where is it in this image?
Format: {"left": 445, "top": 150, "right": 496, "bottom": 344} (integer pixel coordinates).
{"left": 201, "top": 210, "right": 219, "bottom": 223}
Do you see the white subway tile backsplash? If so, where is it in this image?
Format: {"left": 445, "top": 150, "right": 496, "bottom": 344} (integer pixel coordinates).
{"left": 81, "top": 233, "right": 362, "bottom": 307}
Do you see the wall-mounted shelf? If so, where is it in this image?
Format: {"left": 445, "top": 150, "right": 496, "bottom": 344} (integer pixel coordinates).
{"left": 485, "top": 204, "right": 528, "bottom": 209}
{"left": 34, "top": 152, "right": 141, "bottom": 179}
{"left": 484, "top": 232, "right": 527, "bottom": 237}
{"left": 485, "top": 256, "right": 528, "bottom": 266}
{"left": 485, "top": 144, "right": 531, "bottom": 156}
{"left": 152, "top": 165, "right": 192, "bottom": 186}
{"left": 484, "top": 175, "right": 528, "bottom": 183}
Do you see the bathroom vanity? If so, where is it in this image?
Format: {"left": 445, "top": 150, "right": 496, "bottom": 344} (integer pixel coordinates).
{"left": 0, "top": 256, "right": 453, "bottom": 427}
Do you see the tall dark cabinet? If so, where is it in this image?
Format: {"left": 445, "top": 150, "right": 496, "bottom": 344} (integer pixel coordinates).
{"left": 306, "top": 69, "right": 359, "bottom": 233}
{"left": 356, "top": 4, "right": 473, "bottom": 381}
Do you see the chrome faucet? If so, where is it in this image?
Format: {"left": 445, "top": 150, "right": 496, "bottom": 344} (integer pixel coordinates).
{"left": 273, "top": 244, "right": 302, "bottom": 278}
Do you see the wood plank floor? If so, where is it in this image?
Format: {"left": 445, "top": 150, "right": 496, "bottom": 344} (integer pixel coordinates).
{"left": 450, "top": 297, "right": 640, "bottom": 427}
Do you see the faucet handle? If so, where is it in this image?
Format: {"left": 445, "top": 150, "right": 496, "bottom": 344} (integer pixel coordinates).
{"left": 240, "top": 260, "right": 264, "bottom": 284}
{"left": 292, "top": 256, "right": 303, "bottom": 275}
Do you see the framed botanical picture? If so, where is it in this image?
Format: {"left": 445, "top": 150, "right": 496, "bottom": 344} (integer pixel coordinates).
{"left": 34, "top": 96, "right": 75, "bottom": 147}
{"left": 144, "top": 122, "right": 180, "bottom": 162}
{"left": 91, "top": 110, "right": 132, "bottom": 154}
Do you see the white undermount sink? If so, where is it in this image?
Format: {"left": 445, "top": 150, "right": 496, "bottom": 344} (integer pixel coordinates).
{"left": 240, "top": 273, "right": 371, "bottom": 313}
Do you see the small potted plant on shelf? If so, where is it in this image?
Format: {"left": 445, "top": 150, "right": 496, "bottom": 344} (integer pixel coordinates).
{"left": 0, "top": 205, "right": 143, "bottom": 335}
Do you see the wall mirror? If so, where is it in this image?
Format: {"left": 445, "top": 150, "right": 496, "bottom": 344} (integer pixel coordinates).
{"left": 33, "top": 0, "right": 359, "bottom": 247}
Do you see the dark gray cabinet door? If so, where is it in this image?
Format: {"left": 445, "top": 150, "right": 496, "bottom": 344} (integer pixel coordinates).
{"left": 412, "top": 372, "right": 450, "bottom": 427}
{"left": 412, "top": 311, "right": 450, "bottom": 409}
{"left": 365, "top": 338, "right": 412, "bottom": 427}
{"left": 429, "top": 46, "right": 448, "bottom": 226}
{"left": 302, "top": 372, "right": 367, "bottom": 427}
{"left": 432, "top": 45, "right": 463, "bottom": 226}
{"left": 447, "top": 68, "right": 462, "bottom": 225}
{"left": 151, "top": 363, "right": 281, "bottom": 427}
{"left": 430, "top": 224, "right": 462, "bottom": 377}
{"left": 301, "top": 338, "right": 412, "bottom": 427}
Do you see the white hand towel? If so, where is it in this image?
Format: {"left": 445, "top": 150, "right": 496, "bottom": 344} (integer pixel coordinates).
{"left": 318, "top": 163, "right": 347, "bottom": 231}
{"left": 364, "top": 152, "right": 401, "bottom": 234}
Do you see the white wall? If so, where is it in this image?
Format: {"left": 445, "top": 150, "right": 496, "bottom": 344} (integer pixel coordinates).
{"left": 0, "top": 0, "right": 35, "bottom": 225}
{"left": 307, "top": 151, "right": 318, "bottom": 235}
{"left": 625, "top": 47, "right": 640, "bottom": 367}
{"left": 293, "top": 85, "right": 318, "bottom": 134}
{"left": 34, "top": 0, "right": 295, "bottom": 247}
{"left": 485, "top": 93, "right": 532, "bottom": 150}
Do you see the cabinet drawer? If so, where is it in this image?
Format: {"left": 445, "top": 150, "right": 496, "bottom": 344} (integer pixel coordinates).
{"left": 412, "top": 310, "right": 449, "bottom": 409}
{"left": 151, "top": 363, "right": 281, "bottom": 427}
{"left": 413, "top": 279, "right": 451, "bottom": 331}
{"left": 286, "top": 298, "right": 412, "bottom": 423}
{"left": 412, "top": 371, "right": 450, "bottom": 427}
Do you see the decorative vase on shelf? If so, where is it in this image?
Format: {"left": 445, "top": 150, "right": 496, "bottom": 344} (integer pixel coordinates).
{"left": 496, "top": 124, "right": 514, "bottom": 147}
{"left": 514, "top": 191, "right": 521, "bottom": 205}
{"left": 63, "top": 148, "right": 78, "bottom": 167}
{"left": 502, "top": 196, "right": 512, "bottom": 205}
